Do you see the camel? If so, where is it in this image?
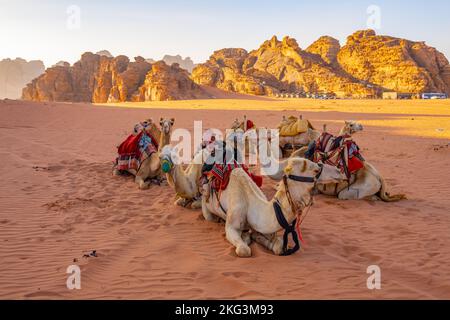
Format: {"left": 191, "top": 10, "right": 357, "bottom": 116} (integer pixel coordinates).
{"left": 113, "top": 118, "right": 174, "bottom": 190}
{"left": 278, "top": 116, "right": 321, "bottom": 156}
{"left": 263, "top": 121, "right": 405, "bottom": 202}
{"left": 159, "top": 145, "right": 207, "bottom": 209}
{"left": 201, "top": 157, "right": 345, "bottom": 257}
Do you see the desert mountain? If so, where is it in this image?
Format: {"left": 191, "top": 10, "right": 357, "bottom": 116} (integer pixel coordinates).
{"left": 21, "top": 30, "right": 450, "bottom": 102}
{"left": 192, "top": 30, "right": 450, "bottom": 97}
{"left": 22, "top": 52, "right": 209, "bottom": 102}
{"left": 146, "top": 55, "right": 196, "bottom": 73}
{"left": 0, "top": 58, "right": 45, "bottom": 99}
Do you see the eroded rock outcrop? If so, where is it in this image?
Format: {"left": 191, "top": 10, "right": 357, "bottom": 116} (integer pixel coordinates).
{"left": 135, "top": 61, "right": 210, "bottom": 101}
{"left": 338, "top": 30, "right": 450, "bottom": 94}
{"left": 0, "top": 58, "right": 45, "bottom": 99}
{"left": 193, "top": 31, "right": 450, "bottom": 97}
{"left": 192, "top": 36, "right": 374, "bottom": 97}
{"left": 22, "top": 53, "right": 200, "bottom": 102}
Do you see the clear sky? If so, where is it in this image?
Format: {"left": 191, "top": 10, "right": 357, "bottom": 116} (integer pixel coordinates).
{"left": 1, "top": 0, "right": 450, "bottom": 67}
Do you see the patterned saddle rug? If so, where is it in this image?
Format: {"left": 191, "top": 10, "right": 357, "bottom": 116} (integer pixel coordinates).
{"left": 115, "top": 131, "right": 158, "bottom": 173}
{"left": 203, "top": 161, "right": 263, "bottom": 191}
{"left": 310, "top": 132, "right": 364, "bottom": 179}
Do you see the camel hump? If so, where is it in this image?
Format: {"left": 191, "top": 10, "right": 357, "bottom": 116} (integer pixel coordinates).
{"left": 230, "top": 169, "right": 267, "bottom": 201}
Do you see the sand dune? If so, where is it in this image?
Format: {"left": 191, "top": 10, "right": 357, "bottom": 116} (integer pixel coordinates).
{"left": 0, "top": 99, "right": 449, "bottom": 299}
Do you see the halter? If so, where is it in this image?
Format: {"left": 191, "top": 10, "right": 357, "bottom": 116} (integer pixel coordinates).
{"left": 275, "top": 163, "right": 323, "bottom": 256}
{"left": 161, "top": 155, "right": 174, "bottom": 173}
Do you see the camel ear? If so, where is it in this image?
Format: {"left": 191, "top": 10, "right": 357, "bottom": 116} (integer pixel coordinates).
{"left": 170, "top": 118, "right": 175, "bottom": 125}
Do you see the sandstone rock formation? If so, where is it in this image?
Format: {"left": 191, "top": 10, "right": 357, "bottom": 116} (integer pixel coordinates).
{"left": 192, "top": 36, "right": 374, "bottom": 98}
{"left": 338, "top": 30, "right": 450, "bottom": 94}
{"left": 146, "top": 55, "right": 196, "bottom": 73}
{"left": 161, "top": 55, "right": 196, "bottom": 73}
{"left": 22, "top": 53, "right": 207, "bottom": 102}
{"left": 306, "top": 36, "right": 340, "bottom": 65}
{"left": 134, "top": 61, "right": 210, "bottom": 101}
{"left": 96, "top": 50, "right": 113, "bottom": 58}
{"left": 193, "top": 30, "right": 450, "bottom": 97}
{"left": 22, "top": 30, "right": 450, "bottom": 101}
{"left": 0, "top": 58, "right": 45, "bottom": 99}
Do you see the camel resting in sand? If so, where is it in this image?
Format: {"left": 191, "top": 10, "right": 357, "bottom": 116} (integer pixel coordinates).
{"left": 263, "top": 121, "right": 405, "bottom": 202}
{"left": 201, "top": 158, "right": 344, "bottom": 257}
{"left": 160, "top": 145, "right": 207, "bottom": 209}
{"left": 113, "top": 118, "right": 174, "bottom": 189}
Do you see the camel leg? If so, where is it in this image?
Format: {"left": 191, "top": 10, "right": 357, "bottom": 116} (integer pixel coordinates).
{"left": 338, "top": 171, "right": 381, "bottom": 200}
{"left": 225, "top": 223, "right": 251, "bottom": 257}
{"left": 135, "top": 175, "right": 149, "bottom": 190}
{"left": 191, "top": 198, "right": 202, "bottom": 210}
{"left": 251, "top": 232, "right": 283, "bottom": 255}
{"left": 201, "top": 196, "right": 217, "bottom": 222}
{"left": 113, "top": 168, "right": 122, "bottom": 176}
{"left": 242, "top": 231, "right": 252, "bottom": 246}
{"left": 174, "top": 196, "right": 188, "bottom": 207}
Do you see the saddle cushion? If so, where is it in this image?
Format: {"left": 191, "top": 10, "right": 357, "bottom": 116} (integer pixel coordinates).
{"left": 207, "top": 161, "right": 263, "bottom": 191}
{"left": 278, "top": 116, "right": 314, "bottom": 136}
{"left": 116, "top": 131, "right": 158, "bottom": 172}
{"left": 313, "top": 132, "right": 364, "bottom": 178}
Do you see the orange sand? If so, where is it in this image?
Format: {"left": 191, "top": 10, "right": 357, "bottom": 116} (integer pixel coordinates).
{"left": 0, "top": 98, "right": 449, "bottom": 299}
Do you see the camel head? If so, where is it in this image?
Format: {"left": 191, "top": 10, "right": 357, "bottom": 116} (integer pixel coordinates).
{"left": 133, "top": 118, "right": 154, "bottom": 135}
{"left": 159, "top": 145, "right": 177, "bottom": 173}
{"left": 285, "top": 158, "right": 344, "bottom": 193}
{"left": 160, "top": 118, "right": 175, "bottom": 135}
{"left": 231, "top": 118, "right": 242, "bottom": 130}
{"left": 341, "top": 120, "right": 364, "bottom": 136}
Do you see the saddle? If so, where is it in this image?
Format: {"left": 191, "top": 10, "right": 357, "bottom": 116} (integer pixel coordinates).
{"left": 310, "top": 132, "right": 364, "bottom": 179}
{"left": 205, "top": 161, "right": 263, "bottom": 191}
{"left": 278, "top": 116, "right": 314, "bottom": 137}
{"left": 115, "top": 131, "right": 158, "bottom": 172}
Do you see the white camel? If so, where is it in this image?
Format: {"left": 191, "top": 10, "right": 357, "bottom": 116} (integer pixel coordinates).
{"left": 160, "top": 145, "right": 207, "bottom": 209}
{"left": 201, "top": 158, "right": 344, "bottom": 257}
{"left": 263, "top": 121, "right": 405, "bottom": 201}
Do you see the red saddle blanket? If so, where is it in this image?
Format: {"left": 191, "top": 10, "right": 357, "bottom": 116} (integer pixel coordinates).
{"left": 115, "top": 131, "right": 158, "bottom": 171}
{"left": 208, "top": 161, "right": 263, "bottom": 191}
{"left": 313, "top": 133, "right": 364, "bottom": 178}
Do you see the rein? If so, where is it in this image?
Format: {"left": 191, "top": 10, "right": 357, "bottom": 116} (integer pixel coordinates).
{"left": 276, "top": 164, "right": 323, "bottom": 256}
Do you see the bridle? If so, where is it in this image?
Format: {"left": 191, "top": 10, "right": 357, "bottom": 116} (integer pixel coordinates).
{"left": 161, "top": 154, "right": 174, "bottom": 173}
{"left": 275, "top": 163, "right": 323, "bottom": 256}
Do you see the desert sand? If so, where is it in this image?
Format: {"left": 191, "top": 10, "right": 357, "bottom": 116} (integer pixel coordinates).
{"left": 0, "top": 98, "right": 449, "bottom": 299}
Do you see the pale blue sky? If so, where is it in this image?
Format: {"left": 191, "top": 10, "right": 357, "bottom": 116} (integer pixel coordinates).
{"left": 1, "top": 0, "right": 449, "bottom": 67}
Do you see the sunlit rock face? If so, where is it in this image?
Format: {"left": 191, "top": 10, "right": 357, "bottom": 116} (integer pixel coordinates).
{"left": 22, "top": 53, "right": 207, "bottom": 102}
{"left": 193, "top": 30, "right": 450, "bottom": 97}
{"left": 338, "top": 30, "right": 450, "bottom": 94}
{"left": 134, "top": 61, "right": 210, "bottom": 101}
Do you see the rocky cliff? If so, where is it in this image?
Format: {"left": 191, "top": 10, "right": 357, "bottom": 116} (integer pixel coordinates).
{"left": 22, "top": 53, "right": 207, "bottom": 102}
{"left": 193, "top": 30, "right": 450, "bottom": 97}
{"left": 337, "top": 30, "right": 450, "bottom": 94}
{"left": 192, "top": 35, "right": 374, "bottom": 98}
{"left": 134, "top": 61, "right": 210, "bottom": 101}
{"left": 21, "top": 30, "right": 450, "bottom": 101}
{"left": 0, "top": 58, "right": 45, "bottom": 99}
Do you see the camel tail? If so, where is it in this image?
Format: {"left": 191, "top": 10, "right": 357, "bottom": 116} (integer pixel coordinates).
{"left": 377, "top": 171, "right": 407, "bottom": 202}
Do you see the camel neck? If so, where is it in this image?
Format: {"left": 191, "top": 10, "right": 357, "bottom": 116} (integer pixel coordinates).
{"left": 273, "top": 185, "right": 297, "bottom": 225}
{"left": 159, "top": 133, "right": 170, "bottom": 151}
